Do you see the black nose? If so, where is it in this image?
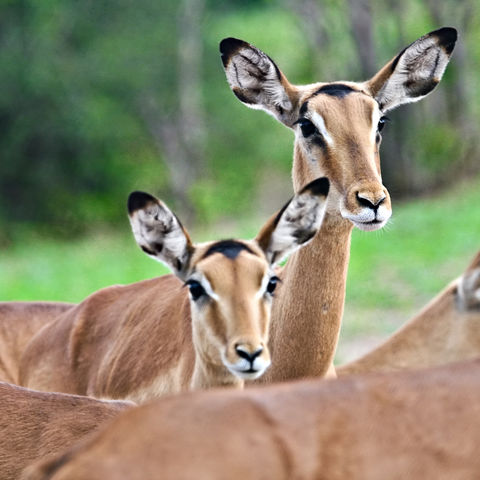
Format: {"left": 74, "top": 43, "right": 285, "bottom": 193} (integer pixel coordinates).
{"left": 356, "top": 193, "right": 385, "bottom": 211}
{"left": 235, "top": 346, "right": 263, "bottom": 363}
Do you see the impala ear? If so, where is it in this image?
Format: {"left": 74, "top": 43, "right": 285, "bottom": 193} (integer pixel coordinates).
{"left": 127, "top": 192, "right": 194, "bottom": 280}
{"left": 255, "top": 177, "right": 329, "bottom": 266}
{"left": 365, "top": 27, "right": 457, "bottom": 112}
{"left": 220, "top": 37, "right": 300, "bottom": 126}
{"left": 457, "top": 251, "right": 480, "bottom": 311}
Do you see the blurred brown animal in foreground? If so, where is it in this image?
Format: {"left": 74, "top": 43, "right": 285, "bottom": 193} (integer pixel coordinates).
{"left": 23, "top": 358, "right": 480, "bottom": 480}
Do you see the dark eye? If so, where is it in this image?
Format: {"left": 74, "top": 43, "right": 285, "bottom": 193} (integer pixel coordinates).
{"left": 266, "top": 276, "right": 280, "bottom": 295}
{"left": 297, "top": 119, "right": 318, "bottom": 138}
{"left": 186, "top": 280, "right": 206, "bottom": 301}
{"left": 378, "top": 116, "right": 390, "bottom": 132}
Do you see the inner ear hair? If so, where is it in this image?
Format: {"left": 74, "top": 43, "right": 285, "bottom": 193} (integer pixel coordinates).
{"left": 256, "top": 177, "right": 329, "bottom": 265}
{"left": 366, "top": 27, "right": 457, "bottom": 112}
{"left": 127, "top": 191, "right": 193, "bottom": 278}
{"left": 220, "top": 37, "right": 300, "bottom": 126}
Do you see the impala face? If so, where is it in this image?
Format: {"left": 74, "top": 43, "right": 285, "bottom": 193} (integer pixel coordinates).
{"left": 185, "top": 241, "right": 275, "bottom": 379}
{"left": 220, "top": 28, "right": 457, "bottom": 232}
{"left": 293, "top": 83, "right": 391, "bottom": 231}
{"left": 127, "top": 177, "right": 329, "bottom": 384}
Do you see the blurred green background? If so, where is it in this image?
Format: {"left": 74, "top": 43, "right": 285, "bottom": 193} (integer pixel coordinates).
{"left": 1, "top": 0, "right": 479, "bottom": 361}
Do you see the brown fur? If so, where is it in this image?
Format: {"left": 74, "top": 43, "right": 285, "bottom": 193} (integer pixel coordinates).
{"left": 24, "top": 359, "right": 480, "bottom": 480}
{"left": 263, "top": 215, "right": 352, "bottom": 381}
{"left": 249, "top": 73, "right": 389, "bottom": 383}
{"left": 0, "top": 381, "right": 131, "bottom": 480}
{"left": 338, "top": 250, "right": 480, "bottom": 375}
{"left": 0, "top": 302, "right": 73, "bottom": 383}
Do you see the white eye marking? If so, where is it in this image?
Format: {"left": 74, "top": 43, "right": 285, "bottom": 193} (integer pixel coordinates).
{"left": 311, "top": 112, "right": 333, "bottom": 145}
{"left": 188, "top": 274, "right": 219, "bottom": 302}
{"left": 256, "top": 271, "right": 272, "bottom": 299}
{"left": 371, "top": 106, "right": 381, "bottom": 144}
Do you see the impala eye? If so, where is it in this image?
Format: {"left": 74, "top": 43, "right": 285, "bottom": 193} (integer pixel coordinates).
{"left": 297, "top": 118, "right": 318, "bottom": 138}
{"left": 266, "top": 276, "right": 280, "bottom": 295}
{"left": 378, "top": 116, "right": 390, "bottom": 132}
{"left": 186, "top": 280, "right": 206, "bottom": 301}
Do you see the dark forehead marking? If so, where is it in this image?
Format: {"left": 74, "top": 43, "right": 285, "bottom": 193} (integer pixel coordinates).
{"left": 303, "top": 84, "right": 375, "bottom": 122}
{"left": 202, "top": 240, "right": 257, "bottom": 260}
{"left": 312, "top": 83, "right": 358, "bottom": 98}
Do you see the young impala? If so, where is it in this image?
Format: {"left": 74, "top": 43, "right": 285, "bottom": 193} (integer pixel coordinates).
{"left": 19, "top": 178, "right": 329, "bottom": 402}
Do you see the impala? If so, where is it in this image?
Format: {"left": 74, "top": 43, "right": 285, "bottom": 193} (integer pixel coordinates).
{"left": 19, "top": 178, "right": 329, "bottom": 402}
{"left": 0, "top": 382, "right": 131, "bottom": 480}
{"left": 338, "top": 250, "right": 480, "bottom": 375}
{"left": 219, "top": 27, "right": 457, "bottom": 381}
{"left": 24, "top": 359, "right": 480, "bottom": 480}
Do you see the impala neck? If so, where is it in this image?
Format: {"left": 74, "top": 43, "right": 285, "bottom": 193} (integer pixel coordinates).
{"left": 260, "top": 200, "right": 353, "bottom": 382}
{"left": 252, "top": 143, "right": 355, "bottom": 382}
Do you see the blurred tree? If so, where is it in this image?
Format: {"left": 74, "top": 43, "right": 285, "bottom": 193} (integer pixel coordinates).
{"left": 137, "top": 0, "right": 206, "bottom": 221}
{"left": 0, "top": 0, "right": 478, "bottom": 240}
{"left": 374, "top": 0, "right": 417, "bottom": 195}
{"left": 283, "top": 0, "right": 329, "bottom": 78}
{"left": 424, "top": 0, "right": 473, "bottom": 131}
{"left": 347, "top": 0, "right": 376, "bottom": 78}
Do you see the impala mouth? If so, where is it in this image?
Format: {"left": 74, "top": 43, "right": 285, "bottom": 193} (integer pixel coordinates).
{"left": 341, "top": 203, "right": 391, "bottom": 232}
{"left": 352, "top": 218, "right": 388, "bottom": 232}
{"left": 224, "top": 357, "right": 271, "bottom": 380}
{"left": 226, "top": 365, "right": 266, "bottom": 380}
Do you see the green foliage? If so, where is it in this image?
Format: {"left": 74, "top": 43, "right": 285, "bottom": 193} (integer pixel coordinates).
{"left": 0, "top": 230, "right": 169, "bottom": 302}
{"left": 0, "top": 0, "right": 178, "bottom": 236}
{"left": 415, "top": 123, "right": 464, "bottom": 173}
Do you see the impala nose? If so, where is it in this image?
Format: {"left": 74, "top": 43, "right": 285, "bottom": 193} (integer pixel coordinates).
{"left": 235, "top": 345, "right": 263, "bottom": 364}
{"left": 356, "top": 192, "right": 386, "bottom": 211}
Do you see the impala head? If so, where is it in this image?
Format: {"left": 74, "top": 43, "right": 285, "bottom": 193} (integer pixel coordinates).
{"left": 220, "top": 27, "right": 457, "bottom": 231}
{"left": 128, "top": 178, "right": 329, "bottom": 381}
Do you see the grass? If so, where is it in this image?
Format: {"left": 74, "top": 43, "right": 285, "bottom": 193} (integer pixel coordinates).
{"left": 347, "top": 178, "right": 480, "bottom": 310}
{"left": 1, "top": 175, "right": 479, "bottom": 358}
{"left": 0, "top": 232, "right": 169, "bottom": 302}
{"left": 337, "top": 175, "right": 480, "bottom": 361}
